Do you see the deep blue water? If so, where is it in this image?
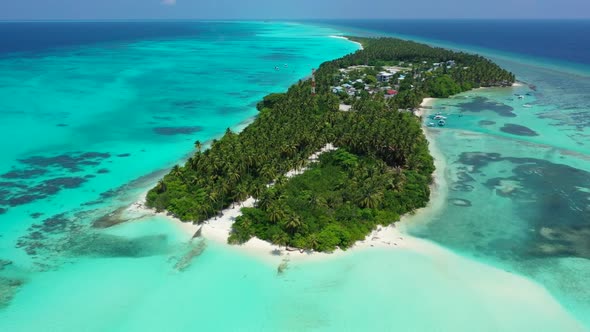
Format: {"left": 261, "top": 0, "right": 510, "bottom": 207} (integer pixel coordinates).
{"left": 315, "top": 20, "right": 590, "bottom": 66}
{"left": 0, "top": 21, "right": 259, "bottom": 56}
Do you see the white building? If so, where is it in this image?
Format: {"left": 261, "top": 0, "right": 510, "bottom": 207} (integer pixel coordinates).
{"left": 377, "top": 72, "right": 394, "bottom": 83}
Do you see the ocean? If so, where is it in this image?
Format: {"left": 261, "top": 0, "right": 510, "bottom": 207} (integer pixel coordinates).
{"left": 321, "top": 19, "right": 590, "bottom": 329}
{"left": 0, "top": 20, "right": 589, "bottom": 331}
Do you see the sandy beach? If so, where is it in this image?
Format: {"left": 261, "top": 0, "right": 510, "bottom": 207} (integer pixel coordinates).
{"left": 127, "top": 191, "right": 443, "bottom": 265}
{"left": 330, "top": 35, "right": 364, "bottom": 50}
{"left": 126, "top": 96, "right": 450, "bottom": 265}
{"left": 126, "top": 141, "right": 422, "bottom": 264}
{"left": 398, "top": 97, "right": 448, "bottom": 232}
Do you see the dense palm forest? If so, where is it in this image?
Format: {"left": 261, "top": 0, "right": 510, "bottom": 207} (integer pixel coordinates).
{"left": 146, "top": 37, "right": 514, "bottom": 252}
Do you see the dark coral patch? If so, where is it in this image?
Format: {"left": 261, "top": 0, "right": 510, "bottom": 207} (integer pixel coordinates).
{"left": 458, "top": 97, "right": 516, "bottom": 117}
{"left": 153, "top": 126, "right": 203, "bottom": 136}
{"left": 117, "top": 153, "right": 131, "bottom": 158}
{"left": 56, "top": 123, "right": 69, "bottom": 127}
{"left": 500, "top": 124, "right": 539, "bottom": 136}
{"left": 40, "top": 214, "right": 69, "bottom": 233}
{"left": 459, "top": 152, "right": 590, "bottom": 260}
{"left": 80, "top": 152, "right": 110, "bottom": 159}
{"left": 8, "top": 194, "right": 46, "bottom": 207}
{"left": 44, "top": 177, "right": 86, "bottom": 189}
{"left": 479, "top": 120, "right": 496, "bottom": 126}
{"left": 97, "top": 169, "right": 110, "bottom": 174}
{"left": 30, "top": 212, "right": 43, "bottom": 219}
{"left": 1, "top": 169, "right": 47, "bottom": 179}
{"left": 0, "top": 208, "right": 6, "bottom": 215}
{"left": 18, "top": 152, "right": 110, "bottom": 172}
{"left": 0, "top": 259, "right": 12, "bottom": 270}
{"left": 0, "top": 182, "right": 26, "bottom": 189}
{"left": 0, "top": 276, "right": 24, "bottom": 309}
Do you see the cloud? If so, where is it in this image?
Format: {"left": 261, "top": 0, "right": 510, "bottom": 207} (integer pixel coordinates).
{"left": 161, "top": 0, "right": 176, "bottom": 5}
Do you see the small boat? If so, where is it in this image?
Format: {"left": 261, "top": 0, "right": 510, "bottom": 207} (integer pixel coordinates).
{"left": 284, "top": 64, "right": 288, "bottom": 68}
{"left": 427, "top": 122, "right": 436, "bottom": 127}
{"left": 517, "top": 95, "right": 525, "bottom": 99}
{"left": 433, "top": 115, "right": 447, "bottom": 120}
{"left": 438, "top": 120, "right": 446, "bottom": 127}
{"left": 523, "top": 104, "right": 533, "bottom": 108}
{"left": 274, "top": 66, "right": 279, "bottom": 71}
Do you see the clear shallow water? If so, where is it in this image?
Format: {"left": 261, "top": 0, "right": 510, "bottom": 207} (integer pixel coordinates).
{"left": 318, "top": 20, "right": 590, "bottom": 329}
{"left": 414, "top": 77, "right": 590, "bottom": 328}
{"left": 0, "top": 21, "right": 589, "bottom": 331}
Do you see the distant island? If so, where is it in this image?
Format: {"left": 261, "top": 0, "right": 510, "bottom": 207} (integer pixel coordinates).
{"left": 146, "top": 37, "right": 514, "bottom": 252}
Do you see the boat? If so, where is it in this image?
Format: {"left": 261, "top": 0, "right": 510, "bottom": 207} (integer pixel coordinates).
{"left": 427, "top": 122, "right": 436, "bottom": 127}
{"left": 518, "top": 95, "right": 525, "bottom": 99}
{"left": 433, "top": 115, "right": 447, "bottom": 120}
{"left": 523, "top": 104, "right": 533, "bottom": 108}
{"left": 438, "top": 120, "right": 446, "bottom": 126}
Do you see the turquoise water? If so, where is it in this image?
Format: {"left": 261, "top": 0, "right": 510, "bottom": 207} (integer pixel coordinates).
{"left": 320, "top": 21, "right": 590, "bottom": 329}
{"left": 1, "top": 21, "right": 589, "bottom": 331}
{"left": 413, "top": 66, "right": 590, "bottom": 328}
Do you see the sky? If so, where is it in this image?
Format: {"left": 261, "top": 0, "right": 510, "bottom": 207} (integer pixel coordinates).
{"left": 1, "top": 0, "right": 589, "bottom": 20}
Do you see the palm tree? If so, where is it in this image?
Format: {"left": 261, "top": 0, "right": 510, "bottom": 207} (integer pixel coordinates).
{"left": 194, "top": 140, "right": 202, "bottom": 153}
{"left": 284, "top": 214, "right": 303, "bottom": 234}
{"left": 234, "top": 184, "right": 248, "bottom": 206}
{"left": 171, "top": 165, "right": 186, "bottom": 183}
{"left": 358, "top": 188, "right": 383, "bottom": 209}
{"left": 306, "top": 233, "right": 320, "bottom": 251}
{"left": 260, "top": 165, "right": 277, "bottom": 182}
{"left": 267, "top": 204, "right": 284, "bottom": 224}
{"left": 155, "top": 180, "right": 167, "bottom": 193}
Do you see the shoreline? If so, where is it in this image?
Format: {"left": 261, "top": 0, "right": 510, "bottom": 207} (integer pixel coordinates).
{"left": 330, "top": 35, "right": 364, "bottom": 50}
{"left": 127, "top": 140, "right": 425, "bottom": 264}
{"left": 124, "top": 39, "right": 496, "bottom": 264}
{"left": 118, "top": 41, "right": 587, "bottom": 328}
{"left": 126, "top": 96, "right": 450, "bottom": 264}
{"left": 399, "top": 97, "right": 448, "bottom": 232}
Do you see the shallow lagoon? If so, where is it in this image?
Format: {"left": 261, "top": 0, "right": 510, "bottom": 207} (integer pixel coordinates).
{"left": 0, "top": 21, "right": 589, "bottom": 331}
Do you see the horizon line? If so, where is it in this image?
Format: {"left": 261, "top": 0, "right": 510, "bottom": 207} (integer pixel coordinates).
{"left": 1, "top": 18, "right": 590, "bottom": 22}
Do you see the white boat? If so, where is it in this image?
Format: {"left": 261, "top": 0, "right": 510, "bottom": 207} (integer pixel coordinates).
{"left": 523, "top": 104, "right": 533, "bottom": 108}
{"left": 433, "top": 115, "right": 447, "bottom": 120}
{"left": 427, "top": 122, "right": 436, "bottom": 127}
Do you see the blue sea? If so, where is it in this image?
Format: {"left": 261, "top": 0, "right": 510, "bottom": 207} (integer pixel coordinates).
{"left": 0, "top": 20, "right": 589, "bottom": 331}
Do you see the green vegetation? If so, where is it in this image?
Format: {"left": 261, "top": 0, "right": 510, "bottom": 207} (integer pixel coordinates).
{"left": 146, "top": 36, "right": 514, "bottom": 252}
{"left": 322, "top": 37, "right": 514, "bottom": 105}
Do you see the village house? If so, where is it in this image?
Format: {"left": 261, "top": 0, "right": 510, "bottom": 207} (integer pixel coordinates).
{"left": 377, "top": 72, "right": 394, "bottom": 82}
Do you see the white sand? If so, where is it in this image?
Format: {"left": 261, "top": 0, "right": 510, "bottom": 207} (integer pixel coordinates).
{"left": 127, "top": 193, "right": 426, "bottom": 264}
{"left": 126, "top": 93, "right": 451, "bottom": 265}
{"left": 399, "top": 97, "right": 448, "bottom": 232}
{"left": 330, "top": 35, "right": 364, "bottom": 50}
{"left": 124, "top": 94, "right": 454, "bottom": 266}
{"left": 126, "top": 142, "right": 418, "bottom": 264}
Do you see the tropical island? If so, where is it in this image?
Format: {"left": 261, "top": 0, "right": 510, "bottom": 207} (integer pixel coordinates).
{"left": 146, "top": 37, "right": 514, "bottom": 252}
